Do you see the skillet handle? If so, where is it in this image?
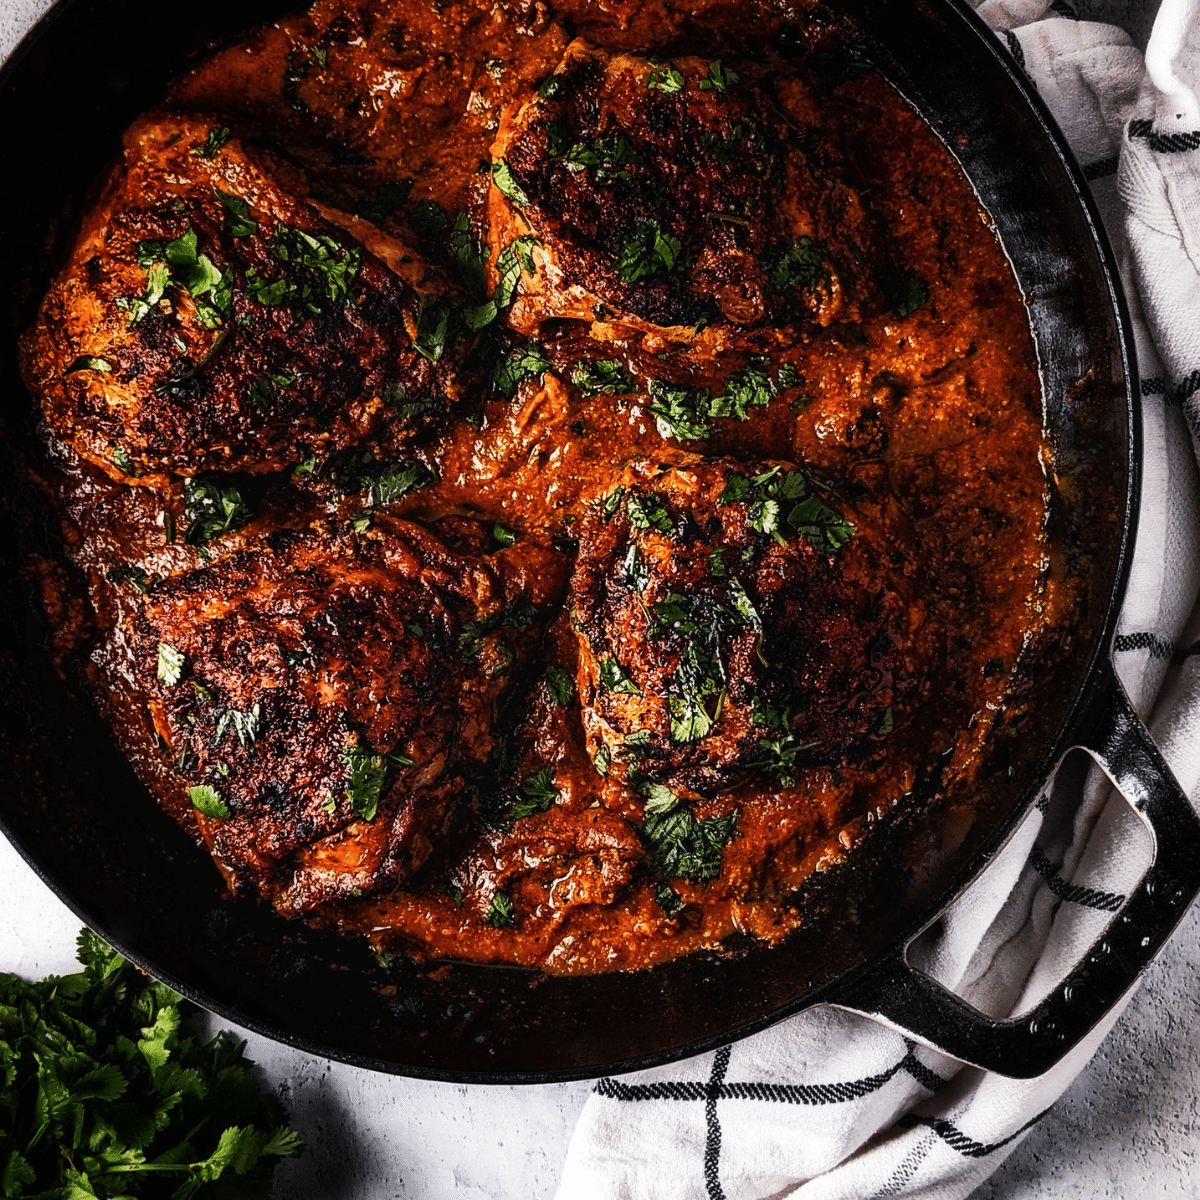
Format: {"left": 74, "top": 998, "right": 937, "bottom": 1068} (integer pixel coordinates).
{"left": 828, "top": 660, "right": 1200, "bottom": 1078}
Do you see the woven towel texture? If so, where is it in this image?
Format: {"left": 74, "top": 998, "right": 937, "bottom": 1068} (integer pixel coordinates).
{"left": 556, "top": 2, "right": 1200, "bottom": 1196}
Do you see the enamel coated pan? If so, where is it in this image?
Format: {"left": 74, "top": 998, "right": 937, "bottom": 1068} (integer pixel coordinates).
{"left": 1, "top": 0, "right": 1196, "bottom": 1082}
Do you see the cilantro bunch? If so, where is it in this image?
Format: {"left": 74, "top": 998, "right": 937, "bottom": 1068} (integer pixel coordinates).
{"left": 0, "top": 930, "right": 303, "bottom": 1199}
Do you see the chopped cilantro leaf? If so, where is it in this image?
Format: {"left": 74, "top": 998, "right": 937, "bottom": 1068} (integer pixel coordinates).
{"left": 492, "top": 157, "right": 530, "bottom": 206}
{"left": 493, "top": 239, "right": 525, "bottom": 309}
{"left": 189, "top": 784, "right": 230, "bottom": 820}
{"left": 108, "top": 561, "right": 151, "bottom": 592}
{"left": 483, "top": 891, "right": 516, "bottom": 927}
{"left": 602, "top": 486, "right": 626, "bottom": 519}
{"left": 493, "top": 344, "right": 551, "bottom": 397}
{"left": 127, "top": 260, "right": 170, "bottom": 327}
{"left": 545, "top": 664, "right": 575, "bottom": 706}
{"left": 109, "top": 446, "right": 136, "bottom": 477}
{"left": 655, "top": 881, "right": 686, "bottom": 917}
{"left": 537, "top": 72, "right": 565, "bottom": 99}
{"left": 216, "top": 704, "right": 262, "bottom": 748}
{"left": 626, "top": 491, "right": 675, "bottom": 536}
{"left": 786, "top": 494, "right": 857, "bottom": 553}
{"left": 643, "top": 799, "right": 738, "bottom": 883}
{"left": 718, "top": 473, "right": 751, "bottom": 505}
{"left": 776, "top": 362, "right": 805, "bottom": 389}
{"left": 448, "top": 210, "right": 488, "bottom": 297}
{"left": 195, "top": 125, "right": 231, "bottom": 158}
{"left": 157, "top": 642, "right": 185, "bottom": 686}
{"left": 459, "top": 595, "right": 539, "bottom": 661}
{"left": 182, "top": 477, "right": 251, "bottom": 545}
{"left": 409, "top": 199, "right": 449, "bottom": 241}
{"left": 621, "top": 543, "right": 650, "bottom": 593}
{"left": 600, "top": 657, "right": 640, "bottom": 695}
{"left": 613, "top": 219, "right": 684, "bottom": 284}
{"left": 593, "top": 744, "right": 611, "bottom": 777}
{"left": 887, "top": 269, "right": 929, "bottom": 317}
{"left": 248, "top": 369, "right": 297, "bottom": 411}
{"left": 548, "top": 125, "right": 643, "bottom": 182}
{"left": 698, "top": 60, "right": 739, "bottom": 92}
{"left": 248, "top": 224, "right": 361, "bottom": 314}
{"left": 572, "top": 358, "right": 636, "bottom": 395}
{"left": 650, "top": 586, "right": 759, "bottom": 744}
{"left": 490, "top": 523, "right": 517, "bottom": 549}
{"left": 711, "top": 358, "right": 774, "bottom": 420}
{"left": 705, "top": 123, "right": 745, "bottom": 165}
{"left": 511, "top": 765, "right": 559, "bottom": 820}
{"left": 648, "top": 379, "right": 713, "bottom": 441}
{"left": 371, "top": 460, "right": 438, "bottom": 505}
{"left": 747, "top": 497, "right": 784, "bottom": 542}
{"left": 65, "top": 355, "right": 112, "bottom": 374}
{"left": 340, "top": 743, "right": 407, "bottom": 821}
{"left": 414, "top": 295, "right": 455, "bottom": 362}
{"left": 215, "top": 187, "right": 257, "bottom": 238}
{"left": 322, "top": 450, "right": 437, "bottom": 506}
{"left": 768, "top": 237, "right": 822, "bottom": 292}
{"left": 648, "top": 63, "right": 685, "bottom": 93}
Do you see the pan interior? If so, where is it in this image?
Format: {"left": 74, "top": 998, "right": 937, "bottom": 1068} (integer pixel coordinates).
{"left": 0, "top": 0, "right": 1133, "bottom": 1080}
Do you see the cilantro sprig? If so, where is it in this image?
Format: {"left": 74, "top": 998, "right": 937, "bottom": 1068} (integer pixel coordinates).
{"left": 698, "top": 60, "right": 739, "bottom": 93}
{"left": 613, "top": 219, "right": 683, "bottom": 284}
{"left": 649, "top": 587, "right": 756, "bottom": 744}
{"left": 135, "top": 227, "right": 233, "bottom": 329}
{"left": 340, "top": 743, "right": 414, "bottom": 822}
{"left": 640, "top": 784, "right": 739, "bottom": 883}
{"left": 647, "top": 63, "right": 685, "bottom": 94}
{"left": 182, "top": 477, "right": 251, "bottom": 546}
{"left": 245, "top": 224, "right": 361, "bottom": 315}
{"left": 572, "top": 358, "right": 636, "bottom": 395}
{"left": 718, "top": 465, "right": 856, "bottom": 553}
{"left": 647, "top": 358, "right": 777, "bottom": 443}
{"left": 0, "top": 929, "right": 303, "bottom": 1199}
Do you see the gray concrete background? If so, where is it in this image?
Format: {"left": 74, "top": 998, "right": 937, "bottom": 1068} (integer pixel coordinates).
{"left": 3, "top": 0, "right": 1197, "bottom": 1195}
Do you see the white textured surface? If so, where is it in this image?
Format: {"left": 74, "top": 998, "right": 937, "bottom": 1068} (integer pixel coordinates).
{"left": 3, "top": 0, "right": 1198, "bottom": 1196}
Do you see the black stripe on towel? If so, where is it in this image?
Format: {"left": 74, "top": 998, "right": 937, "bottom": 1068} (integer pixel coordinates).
{"left": 1129, "top": 118, "right": 1200, "bottom": 154}
{"left": 898, "top": 1108, "right": 1051, "bottom": 1158}
{"left": 1029, "top": 845, "right": 1125, "bottom": 913}
{"left": 1004, "top": 30, "right": 1026, "bottom": 72}
{"left": 704, "top": 1046, "right": 730, "bottom": 1200}
{"left": 595, "top": 1044, "right": 947, "bottom": 1108}
{"left": 1174, "top": 369, "right": 1200, "bottom": 406}
{"left": 1113, "top": 631, "right": 1175, "bottom": 660}
{"left": 1082, "top": 155, "right": 1119, "bottom": 181}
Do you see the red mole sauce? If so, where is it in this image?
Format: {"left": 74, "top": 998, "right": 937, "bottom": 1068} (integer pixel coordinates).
{"left": 23, "top": 0, "right": 1050, "bottom": 975}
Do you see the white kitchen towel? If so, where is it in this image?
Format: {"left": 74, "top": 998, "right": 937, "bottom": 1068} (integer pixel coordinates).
{"left": 556, "top": 2, "right": 1200, "bottom": 1197}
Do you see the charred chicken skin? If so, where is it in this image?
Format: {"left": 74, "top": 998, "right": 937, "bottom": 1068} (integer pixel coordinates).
{"left": 488, "top": 41, "right": 885, "bottom": 340}
{"left": 19, "top": 112, "right": 458, "bottom": 486}
{"left": 134, "top": 516, "right": 567, "bottom": 915}
{"left": 570, "top": 460, "right": 898, "bottom": 794}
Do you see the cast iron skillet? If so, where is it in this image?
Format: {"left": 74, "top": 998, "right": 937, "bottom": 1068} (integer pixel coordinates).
{"left": 1, "top": 0, "right": 1197, "bottom": 1083}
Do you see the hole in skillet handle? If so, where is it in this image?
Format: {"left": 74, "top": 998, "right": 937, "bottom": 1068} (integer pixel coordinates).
{"left": 824, "top": 658, "right": 1200, "bottom": 1079}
